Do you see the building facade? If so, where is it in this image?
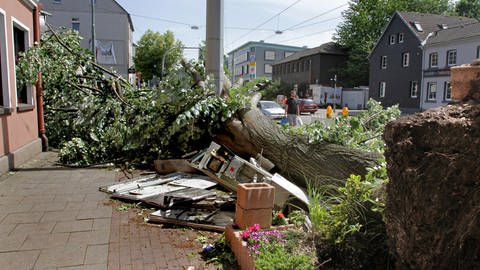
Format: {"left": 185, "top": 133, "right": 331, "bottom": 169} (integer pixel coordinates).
{"left": 0, "top": 0, "right": 42, "bottom": 173}
{"left": 369, "top": 11, "right": 476, "bottom": 113}
{"left": 227, "top": 41, "right": 305, "bottom": 83}
{"left": 42, "top": 0, "right": 134, "bottom": 81}
{"left": 272, "top": 42, "right": 348, "bottom": 96}
{"left": 422, "top": 22, "right": 480, "bottom": 110}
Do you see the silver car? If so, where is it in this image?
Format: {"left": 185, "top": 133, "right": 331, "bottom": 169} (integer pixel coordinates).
{"left": 257, "top": 100, "right": 284, "bottom": 119}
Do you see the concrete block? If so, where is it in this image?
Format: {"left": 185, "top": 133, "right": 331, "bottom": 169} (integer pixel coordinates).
{"left": 234, "top": 204, "right": 272, "bottom": 230}
{"left": 236, "top": 183, "right": 275, "bottom": 210}
{"left": 11, "top": 138, "right": 42, "bottom": 169}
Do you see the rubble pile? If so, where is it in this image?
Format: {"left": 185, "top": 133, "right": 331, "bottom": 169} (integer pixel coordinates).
{"left": 99, "top": 141, "right": 309, "bottom": 231}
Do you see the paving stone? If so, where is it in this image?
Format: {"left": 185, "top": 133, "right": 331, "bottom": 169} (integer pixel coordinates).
{"left": 9, "top": 221, "right": 56, "bottom": 236}
{"left": 20, "top": 232, "right": 69, "bottom": 250}
{"left": 0, "top": 202, "right": 35, "bottom": 214}
{"left": 21, "top": 194, "right": 55, "bottom": 204}
{"left": 77, "top": 208, "right": 112, "bottom": 220}
{"left": 68, "top": 230, "right": 110, "bottom": 246}
{"left": 0, "top": 233, "right": 28, "bottom": 252}
{"left": 54, "top": 194, "right": 87, "bottom": 203}
{"left": 53, "top": 219, "right": 93, "bottom": 233}
{"left": 0, "top": 223, "right": 15, "bottom": 236}
{"left": 65, "top": 201, "right": 100, "bottom": 210}
{"left": 0, "top": 195, "right": 24, "bottom": 205}
{"left": 0, "top": 250, "right": 40, "bottom": 270}
{"left": 31, "top": 201, "right": 68, "bottom": 212}
{"left": 92, "top": 218, "right": 111, "bottom": 231}
{"left": 85, "top": 244, "right": 109, "bottom": 265}
{"left": 41, "top": 209, "right": 80, "bottom": 222}
{"left": 34, "top": 244, "right": 87, "bottom": 269}
{"left": 58, "top": 264, "right": 107, "bottom": 270}
{"left": 1, "top": 211, "right": 44, "bottom": 224}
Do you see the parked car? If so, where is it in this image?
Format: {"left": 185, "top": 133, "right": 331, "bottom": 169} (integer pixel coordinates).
{"left": 258, "top": 100, "right": 284, "bottom": 119}
{"left": 299, "top": 98, "right": 318, "bottom": 114}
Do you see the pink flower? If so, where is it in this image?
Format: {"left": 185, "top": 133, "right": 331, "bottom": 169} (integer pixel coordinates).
{"left": 242, "top": 231, "right": 250, "bottom": 240}
{"left": 251, "top": 224, "right": 260, "bottom": 232}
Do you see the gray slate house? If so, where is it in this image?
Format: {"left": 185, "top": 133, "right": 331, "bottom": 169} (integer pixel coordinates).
{"left": 41, "top": 0, "right": 134, "bottom": 82}
{"left": 422, "top": 22, "right": 480, "bottom": 110}
{"left": 227, "top": 41, "right": 305, "bottom": 83}
{"left": 369, "top": 11, "right": 476, "bottom": 113}
{"left": 272, "top": 42, "right": 348, "bottom": 96}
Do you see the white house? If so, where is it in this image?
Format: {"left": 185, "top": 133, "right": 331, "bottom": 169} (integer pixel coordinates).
{"left": 421, "top": 22, "right": 480, "bottom": 110}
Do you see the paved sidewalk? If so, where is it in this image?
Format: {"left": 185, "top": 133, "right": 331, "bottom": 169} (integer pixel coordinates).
{"left": 0, "top": 152, "right": 114, "bottom": 270}
{"left": 0, "top": 152, "right": 221, "bottom": 270}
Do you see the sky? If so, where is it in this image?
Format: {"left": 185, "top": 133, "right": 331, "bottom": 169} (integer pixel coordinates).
{"left": 115, "top": 0, "right": 350, "bottom": 58}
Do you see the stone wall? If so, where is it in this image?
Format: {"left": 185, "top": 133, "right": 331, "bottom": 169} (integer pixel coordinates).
{"left": 383, "top": 62, "right": 480, "bottom": 269}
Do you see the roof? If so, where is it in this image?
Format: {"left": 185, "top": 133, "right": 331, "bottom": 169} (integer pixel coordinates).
{"left": 112, "top": 0, "right": 134, "bottom": 32}
{"left": 21, "top": 0, "right": 37, "bottom": 9}
{"left": 397, "top": 11, "right": 477, "bottom": 42}
{"left": 227, "top": 41, "right": 304, "bottom": 55}
{"left": 272, "top": 42, "right": 347, "bottom": 65}
{"left": 425, "top": 21, "right": 480, "bottom": 45}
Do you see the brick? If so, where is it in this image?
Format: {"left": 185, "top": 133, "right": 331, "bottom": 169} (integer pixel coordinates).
{"left": 234, "top": 204, "right": 272, "bottom": 230}
{"left": 31, "top": 201, "right": 67, "bottom": 212}
{"left": 77, "top": 208, "right": 112, "bottom": 220}
{"left": 68, "top": 230, "right": 110, "bottom": 246}
{"left": 1, "top": 211, "right": 44, "bottom": 224}
{"left": 236, "top": 183, "right": 275, "bottom": 210}
{"left": 41, "top": 210, "right": 80, "bottom": 222}
{"left": 0, "top": 233, "right": 28, "bottom": 252}
{"left": 225, "top": 224, "right": 254, "bottom": 270}
{"left": 93, "top": 218, "right": 111, "bottom": 231}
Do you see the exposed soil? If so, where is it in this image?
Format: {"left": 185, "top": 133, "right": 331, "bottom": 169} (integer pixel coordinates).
{"left": 384, "top": 101, "right": 480, "bottom": 269}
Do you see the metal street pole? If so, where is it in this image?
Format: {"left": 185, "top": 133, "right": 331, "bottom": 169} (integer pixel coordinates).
{"left": 91, "top": 0, "right": 96, "bottom": 61}
{"left": 206, "top": 0, "right": 224, "bottom": 96}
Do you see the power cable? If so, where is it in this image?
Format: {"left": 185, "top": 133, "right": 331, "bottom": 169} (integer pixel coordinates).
{"left": 281, "top": 3, "right": 347, "bottom": 32}
{"left": 275, "top": 28, "right": 335, "bottom": 43}
{"left": 226, "top": 0, "right": 303, "bottom": 46}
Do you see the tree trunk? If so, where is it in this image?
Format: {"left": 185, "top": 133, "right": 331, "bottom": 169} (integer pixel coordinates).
{"left": 214, "top": 102, "right": 380, "bottom": 188}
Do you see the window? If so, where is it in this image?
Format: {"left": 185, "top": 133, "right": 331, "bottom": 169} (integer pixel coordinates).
{"left": 410, "top": 81, "right": 418, "bottom": 98}
{"left": 0, "top": 10, "right": 8, "bottom": 108}
{"left": 306, "top": 60, "right": 310, "bottom": 71}
{"left": 264, "top": 64, "right": 272, "bottom": 74}
{"left": 71, "top": 18, "right": 80, "bottom": 32}
{"left": 402, "top": 52, "right": 410, "bottom": 67}
{"left": 379, "top": 82, "right": 386, "bottom": 98}
{"left": 444, "top": 81, "right": 452, "bottom": 101}
{"left": 447, "top": 50, "right": 457, "bottom": 66}
{"left": 381, "top": 55, "right": 387, "bottom": 69}
{"left": 398, "top": 33, "right": 404, "bottom": 43}
{"left": 300, "top": 61, "right": 304, "bottom": 72}
{"left": 13, "top": 21, "right": 32, "bottom": 106}
{"left": 429, "top": 52, "right": 438, "bottom": 68}
{"left": 427, "top": 82, "right": 437, "bottom": 101}
{"left": 53, "top": 0, "right": 61, "bottom": 3}
{"left": 265, "top": 50, "right": 275, "bottom": 60}
{"left": 477, "top": 46, "right": 480, "bottom": 59}
{"left": 413, "top": 21, "right": 423, "bottom": 32}
{"left": 284, "top": 51, "right": 294, "bottom": 58}
{"left": 389, "top": 34, "right": 396, "bottom": 45}
{"left": 296, "top": 62, "right": 300, "bottom": 72}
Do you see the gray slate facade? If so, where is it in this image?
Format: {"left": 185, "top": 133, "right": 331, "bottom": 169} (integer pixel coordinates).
{"left": 227, "top": 41, "right": 305, "bottom": 83}
{"left": 272, "top": 42, "right": 348, "bottom": 96}
{"left": 369, "top": 11, "right": 476, "bottom": 113}
{"left": 41, "top": 0, "right": 134, "bottom": 81}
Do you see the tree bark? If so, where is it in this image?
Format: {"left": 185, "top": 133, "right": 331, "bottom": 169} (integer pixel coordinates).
{"left": 214, "top": 98, "right": 380, "bottom": 188}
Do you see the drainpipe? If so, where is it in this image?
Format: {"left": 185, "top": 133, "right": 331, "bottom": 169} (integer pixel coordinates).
{"left": 34, "top": 3, "right": 48, "bottom": 151}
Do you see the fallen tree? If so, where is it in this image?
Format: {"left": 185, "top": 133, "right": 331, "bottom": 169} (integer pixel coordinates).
{"left": 17, "top": 27, "right": 395, "bottom": 187}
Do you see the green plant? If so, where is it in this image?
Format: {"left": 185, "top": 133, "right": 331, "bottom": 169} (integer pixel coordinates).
{"left": 255, "top": 243, "right": 313, "bottom": 270}
{"left": 287, "top": 210, "right": 307, "bottom": 226}
{"left": 271, "top": 211, "right": 287, "bottom": 226}
{"left": 301, "top": 99, "right": 401, "bottom": 153}
{"left": 117, "top": 202, "right": 141, "bottom": 211}
{"left": 201, "top": 234, "right": 237, "bottom": 268}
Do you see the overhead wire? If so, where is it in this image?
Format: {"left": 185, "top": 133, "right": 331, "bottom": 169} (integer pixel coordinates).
{"left": 226, "top": 0, "right": 303, "bottom": 46}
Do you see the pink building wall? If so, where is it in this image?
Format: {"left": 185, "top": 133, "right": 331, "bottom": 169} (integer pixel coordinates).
{"left": 0, "top": 0, "right": 40, "bottom": 171}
